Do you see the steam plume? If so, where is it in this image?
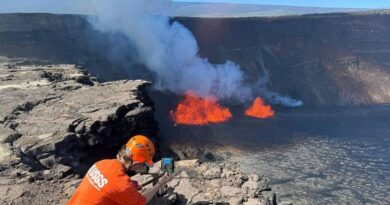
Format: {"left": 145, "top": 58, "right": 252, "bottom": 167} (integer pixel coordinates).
{"left": 86, "top": 0, "right": 253, "bottom": 100}
{"left": 1, "top": 0, "right": 303, "bottom": 106}
{"left": 256, "top": 69, "right": 303, "bottom": 107}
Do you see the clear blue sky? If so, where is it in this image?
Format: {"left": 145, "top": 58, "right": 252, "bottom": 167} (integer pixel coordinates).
{"left": 173, "top": 0, "right": 390, "bottom": 9}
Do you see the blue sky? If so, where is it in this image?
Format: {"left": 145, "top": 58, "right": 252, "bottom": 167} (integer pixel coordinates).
{"left": 173, "top": 0, "right": 390, "bottom": 9}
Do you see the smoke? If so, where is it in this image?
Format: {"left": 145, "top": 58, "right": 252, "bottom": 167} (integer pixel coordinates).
{"left": 262, "top": 89, "right": 304, "bottom": 107}
{"left": 84, "top": 0, "right": 253, "bottom": 101}
{"left": 1, "top": 0, "right": 303, "bottom": 106}
{"left": 255, "top": 63, "right": 303, "bottom": 107}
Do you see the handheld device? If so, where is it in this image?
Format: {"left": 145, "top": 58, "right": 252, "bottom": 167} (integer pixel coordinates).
{"left": 160, "top": 158, "right": 175, "bottom": 174}
{"left": 140, "top": 158, "right": 175, "bottom": 187}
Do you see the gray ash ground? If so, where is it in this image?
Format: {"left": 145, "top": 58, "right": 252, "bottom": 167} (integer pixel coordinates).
{"left": 231, "top": 136, "right": 390, "bottom": 204}
{"left": 160, "top": 105, "right": 390, "bottom": 204}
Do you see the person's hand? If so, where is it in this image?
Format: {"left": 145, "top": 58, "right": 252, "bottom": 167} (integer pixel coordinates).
{"left": 158, "top": 173, "right": 174, "bottom": 186}
{"left": 137, "top": 184, "right": 143, "bottom": 191}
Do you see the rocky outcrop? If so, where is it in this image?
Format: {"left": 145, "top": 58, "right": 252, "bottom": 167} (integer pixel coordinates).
{"left": 0, "top": 57, "right": 158, "bottom": 177}
{"left": 0, "top": 57, "right": 161, "bottom": 204}
{"left": 58, "top": 159, "right": 278, "bottom": 205}
{"left": 140, "top": 159, "right": 277, "bottom": 205}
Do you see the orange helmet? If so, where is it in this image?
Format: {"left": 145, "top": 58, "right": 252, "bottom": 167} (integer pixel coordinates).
{"left": 125, "top": 135, "right": 155, "bottom": 166}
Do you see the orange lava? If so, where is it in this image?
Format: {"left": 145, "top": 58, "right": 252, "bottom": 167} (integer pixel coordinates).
{"left": 245, "top": 97, "right": 275, "bottom": 118}
{"left": 171, "top": 91, "right": 232, "bottom": 125}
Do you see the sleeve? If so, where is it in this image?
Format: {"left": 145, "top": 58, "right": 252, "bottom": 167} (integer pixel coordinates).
{"left": 109, "top": 175, "right": 147, "bottom": 205}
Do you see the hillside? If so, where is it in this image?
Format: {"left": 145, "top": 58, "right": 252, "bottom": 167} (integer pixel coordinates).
{"left": 170, "top": 2, "right": 366, "bottom": 17}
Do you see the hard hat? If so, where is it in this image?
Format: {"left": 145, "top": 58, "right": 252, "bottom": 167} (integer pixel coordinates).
{"left": 125, "top": 135, "right": 155, "bottom": 166}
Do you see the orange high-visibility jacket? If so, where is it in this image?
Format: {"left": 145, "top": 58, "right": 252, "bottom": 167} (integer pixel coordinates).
{"left": 68, "top": 159, "right": 146, "bottom": 205}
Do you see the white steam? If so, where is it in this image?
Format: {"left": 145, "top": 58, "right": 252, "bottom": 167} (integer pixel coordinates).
{"left": 255, "top": 64, "right": 303, "bottom": 107}
{"left": 262, "top": 89, "right": 303, "bottom": 107}
{"left": 1, "top": 0, "right": 303, "bottom": 106}
{"left": 87, "top": 0, "right": 253, "bottom": 100}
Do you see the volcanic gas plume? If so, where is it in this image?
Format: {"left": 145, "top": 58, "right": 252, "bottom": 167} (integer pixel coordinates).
{"left": 171, "top": 91, "right": 232, "bottom": 125}
{"left": 84, "top": 0, "right": 302, "bottom": 107}
{"left": 245, "top": 97, "right": 275, "bottom": 118}
{"left": 0, "top": 0, "right": 303, "bottom": 107}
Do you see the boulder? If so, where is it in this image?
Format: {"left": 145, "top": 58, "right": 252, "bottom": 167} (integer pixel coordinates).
{"left": 229, "top": 197, "right": 243, "bottom": 205}
{"left": 260, "top": 191, "right": 277, "bottom": 205}
{"left": 244, "top": 198, "right": 267, "bottom": 205}
{"left": 174, "top": 178, "right": 200, "bottom": 202}
{"left": 167, "top": 178, "right": 180, "bottom": 188}
{"left": 0, "top": 127, "right": 21, "bottom": 143}
{"left": 176, "top": 159, "right": 199, "bottom": 168}
{"left": 203, "top": 165, "right": 222, "bottom": 179}
{"left": 208, "top": 179, "right": 221, "bottom": 188}
{"left": 220, "top": 186, "right": 242, "bottom": 197}
{"left": 54, "top": 164, "right": 72, "bottom": 178}
{"left": 191, "top": 193, "right": 208, "bottom": 204}
{"left": 180, "top": 171, "right": 190, "bottom": 178}
{"left": 242, "top": 180, "right": 260, "bottom": 195}
{"left": 221, "top": 169, "right": 235, "bottom": 178}
{"left": 250, "top": 174, "right": 260, "bottom": 182}
{"left": 258, "top": 178, "right": 271, "bottom": 192}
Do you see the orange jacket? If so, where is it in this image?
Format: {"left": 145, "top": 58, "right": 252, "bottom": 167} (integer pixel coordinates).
{"left": 68, "top": 159, "right": 146, "bottom": 205}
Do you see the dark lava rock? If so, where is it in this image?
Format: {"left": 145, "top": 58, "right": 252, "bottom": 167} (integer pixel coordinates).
{"left": 0, "top": 61, "right": 158, "bottom": 175}
{"left": 40, "top": 71, "right": 64, "bottom": 82}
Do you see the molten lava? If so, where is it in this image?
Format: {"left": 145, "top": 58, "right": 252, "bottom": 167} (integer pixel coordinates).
{"left": 171, "top": 91, "right": 232, "bottom": 125}
{"left": 245, "top": 97, "right": 275, "bottom": 118}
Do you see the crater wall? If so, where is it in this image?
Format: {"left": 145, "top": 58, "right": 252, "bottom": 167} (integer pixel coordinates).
{"left": 1, "top": 13, "right": 390, "bottom": 106}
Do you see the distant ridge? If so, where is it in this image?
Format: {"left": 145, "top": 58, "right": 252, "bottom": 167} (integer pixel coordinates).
{"left": 0, "top": 1, "right": 372, "bottom": 17}
{"left": 170, "top": 2, "right": 369, "bottom": 17}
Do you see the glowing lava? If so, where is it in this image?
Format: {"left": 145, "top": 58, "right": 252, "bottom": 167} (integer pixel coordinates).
{"left": 245, "top": 97, "right": 275, "bottom": 118}
{"left": 171, "top": 91, "right": 232, "bottom": 125}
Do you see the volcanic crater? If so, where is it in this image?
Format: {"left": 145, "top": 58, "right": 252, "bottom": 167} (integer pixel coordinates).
{"left": 0, "top": 12, "right": 390, "bottom": 204}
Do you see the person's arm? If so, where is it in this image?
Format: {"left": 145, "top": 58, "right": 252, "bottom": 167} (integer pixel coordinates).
{"left": 141, "top": 182, "right": 163, "bottom": 203}
{"left": 141, "top": 173, "right": 173, "bottom": 203}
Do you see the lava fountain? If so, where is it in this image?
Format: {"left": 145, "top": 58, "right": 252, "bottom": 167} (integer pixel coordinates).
{"left": 245, "top": 97, "right": 275, "bottom": 118}
{"left": 171, "top": 91, "right": 232, "bottom": 125}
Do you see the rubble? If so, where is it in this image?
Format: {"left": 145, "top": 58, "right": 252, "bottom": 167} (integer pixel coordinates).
{"left": 139, "top": 160, "right": 278, "bottom": 205}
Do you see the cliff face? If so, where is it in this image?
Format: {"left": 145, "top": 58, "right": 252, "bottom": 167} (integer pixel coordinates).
{"left": 0, "top": 13, "right": 143, "bottom": 81}
{"left": 0, "top": 58, "right": 158, "bottom": 175}
{"left": 0, "top": 57, "right": 161, "bottom": 204}
{"left": 175, "top": 14, "right": 390, "bottom": 106}
{"left": 0, "top": 13, "right": 390, "bottom": 107}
